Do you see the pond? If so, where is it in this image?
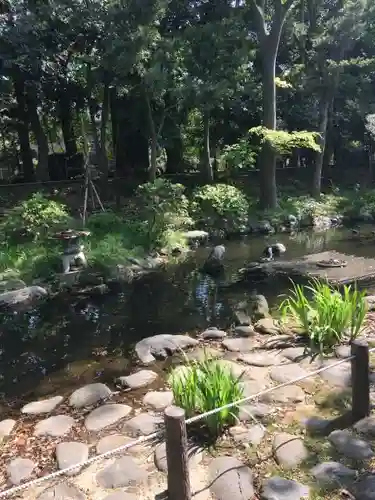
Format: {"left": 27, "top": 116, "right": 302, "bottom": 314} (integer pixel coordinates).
{"left": 0, "top": 225, "right": 374, "bottom": 413}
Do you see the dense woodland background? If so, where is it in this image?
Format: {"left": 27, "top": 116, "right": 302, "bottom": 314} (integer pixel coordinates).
{"left": 1, "top": 0, "right": 375, "bottom": 209}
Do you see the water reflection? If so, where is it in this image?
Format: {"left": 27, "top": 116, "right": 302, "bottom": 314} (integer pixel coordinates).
{"left": 0, "top": 226, "right": 369, "bottom": 405}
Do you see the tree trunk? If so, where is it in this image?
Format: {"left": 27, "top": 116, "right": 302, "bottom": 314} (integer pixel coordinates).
{"left": 259, "top": 49, "right": 278, "bottom": 208}
{"left": 145, "top": 90, "right": 157, "bottom": 182}
{"left": 26, "top": 87, "right": 49, "bottom": 181}
{"left": 58, "top": 91, "right": 77, "bottom": 158}
{"left": 202, "top": 110, "right": 213, "bottom": 183}
{"left": 13, "top": 76, "right": 34, "bottom": 181}
{"left": 109, "top": 86, "right": 119, "bottom": 174}
{"left": 312, "top": 89, "right": 332, "bottom": 198}
{"left": 99, "top": 80, "right": 110, "bottom": 177}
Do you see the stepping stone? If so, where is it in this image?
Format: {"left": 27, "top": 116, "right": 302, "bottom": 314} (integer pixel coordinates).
{"left": 350, "top": 474, "right": 375, "bottom": 500}
{"left": 354, "top": 416, "right": 375, "bottom": 436}
{"left": 69, "top": 383, "right": 112, "bottom": 408}
{"left": 7, "top": 457, "right": 35, "bottom": 485}
{"left": 238, "top": 403, "right": 272, "bottom": 421}
{"left": 200, "top": 328, "right": 227, "bottom": 340}
{"left": 117, "top": 370, "right": 158, "bottom": 389}
{"left": 229, "top": 425, "right": 265, "bottom": 446}
{"left": 0, "top": 419, "right": 16, "bottom": 439}
{"left": 209, "top": 456, "right": 254, "bottom": 500}
{"left": 135, "top": 334, "right": 199, "bottom": 364}
{"left": 96, "top": 434, "right": 143, "bottom": 455}
{"left": 281, "top": 347, "right": 309, "bottom": 362}
{"left": 319, "top": 360, "right": 351, "bottom": 387}
{"left": 56, "top": 442, "right": 89, "bottom": 475}
{"left": 96, "top": 456, "right": 147, "bottom": 488}
{"left": 311, "top": 461, "right": 357, "bottom": 488}
{"left": 335, "top": 345, "right": 351, "bottom": 358}
{"left": 103, "top": 494, "right": 137, "bottom": 500}
{"left": 238, "top": 352, "right": 285, "bottom": 367}
{"left": 124, "top": 412, "right": 163, "bottom": 436}
{"left": 143, "top": 391, "right": 173, "bottom": 411}
{"left": 234, "top": 326, "right": 255, "bottom": 337}
{"left": 262, "top": 476, "right": 310, "bottom": 500}
{"left": 154, "top": 442, "right": 202, "bottom": 472}
{"left": 216, "top": 360, "right": 248, "bottom": 378}
{"left": 254, "top": 318, "right": 280, "bottom": 335}
{"left": 261, "top": 385, "right": 305, "bottom": 403}
{"left": 241, "top": 380, "right": 269, "bottom": 398}
{"left": 222, "top": 338, "right": 256, "bottom": 352}
{"left": 273, "top": 433, "right": 308, "bottom": 469}
{"left": 261, "top": 335, "right": 293, "bottom": 349}
{"left": 21, "top": 395, "right": 63, "bottom": 415}
{"left": 184, "top": 347, "right": 222, "bottom": 362}
{"left": 34, "top": 415, "right": 75, "bottom": 437}
{"left": 328, "top": 430, "right": 374, "bottom": 460}
{"left": 269, "top": 363, "right": 308, "bottom": 384}
{"left": 85, "top": 404, "right": 132, "bottom": 432}
{"left": 37, "top": 483, "right": 87, "bottom": 500}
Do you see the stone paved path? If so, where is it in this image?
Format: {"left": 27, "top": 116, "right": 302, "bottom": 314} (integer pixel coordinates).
{"left": 1, "top": 327, "right": 375, "bottom": 499}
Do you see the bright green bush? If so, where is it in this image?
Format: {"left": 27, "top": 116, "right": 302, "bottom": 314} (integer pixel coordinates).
{"left": 168, "top": 353, "right": 244, "bottom": 436}
{"left": 191, "top": 183, "right": 249, "bottom": 233}
{"left": 279, "top": 278, "right": 367, "bottom": 353}
{"left": 135, "top": 179, "right": 193, "bottom": 249}
{"left": 0, "top": 193, "right": 71, "bottom": 242}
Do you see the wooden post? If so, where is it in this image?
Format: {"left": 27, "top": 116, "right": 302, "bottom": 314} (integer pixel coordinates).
{"left": 164, "top": 405, "right": 191, "bottom": 500}
{"left": 351, "top": 339, "right": 370, "bottom": 422}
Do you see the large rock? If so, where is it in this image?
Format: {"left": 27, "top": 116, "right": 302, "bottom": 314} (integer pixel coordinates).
{"left": 350, "top": 474, "right": 375, "bottom": 500}
{"left": 0, "top": 286, "right": 48, "bottom": 308}
{"left": 7, "top": 457, "right": 35, "bottom": 485}
{"left": 154, "top": 442, "right": 202, "bottom": 472}
{"left": 254, "top": 318, "right": 280, "bottom": 335}
{"left": 249, "top": 294, "right": 269, "bottom": 319}
{"left": 21, "top": 395, "right": 63, "bottom": 415}
{"left": 38, "top": 483, "right": 87, "bottom": 500}
{"left": 143, "top": 391, "right": 173, "bottom": 411}
{"left": 328, "top": 430, "right": 374, "bottom": 460}
{"left": 85, "top": 404, "right": 132, "bottom": 432}
{"left": 0, "top": 279, "right": 26, "bottom": 293}
{"left": 234, "top": 325, "right": 255, "bottom": 337}
{"left": 124, "top": 413, "right": 163, "bottom": 437}
{"left": 261, "top": 477, "right": 309, "bottom": 500}
{"left": 222, "top": 338, "right": 256, "bottom": 352}
{"left": 135, "top": 334, "right": 199, "bottom": 364}
{"left": 261, "top": 385, "right": 305, "bottom": 404}
{"left": 34, "top": 415, "right": 75, "bottom": 437}
{"left": 311, "top": 461, "right": 357, "bottom": 488}
{"left": 365, "top": 295, "right": 375, "bottom": 311}
{"left": 229, "top": 425, "right": 265, "bottom": 446}
{"left": 117, "top": 370, "right": 158, "bottom": 389}
{"left": 0, "top": 419, "right": 16, "bottom": 440}
{"left": 56, "top": 442, "right": 89, "bottom": 475}
{"left": 96, "top": 456, "right": 147, "bottom": 488}
{"left": 354, "top": 416, "right": 375, "bottom": 437}
{"left": 69, "top": 383, "right": 112, "bottom": 408}
{"left": 200, "top": 328, "right": 227, "bottom": 340}
{"left": 233, "top": 308, "right": 252, "bottom": 326}
{"left": 238, "top": 352, "right": 285, "bottom": 367}
{"left": 269, "top": 363, "right": 309, "bottom": 384}
{"left": 209, "top": 456, "right": 254, "bottom": 500}
{"left": 96, "top": 434, "right": 143, "bottom": 455}
{"left": 273, "top": 433, "right": 308, "bottom": 469}
{"left": 319, "top": 360, "right": 351, "bottom": 387}
{"left": 238, "top": 403, "right": 272, "bottom": 421}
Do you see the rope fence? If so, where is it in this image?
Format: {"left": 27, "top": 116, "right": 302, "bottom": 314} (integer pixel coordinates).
{"left": 0, "top": 339, "right": 374, "bottom": 499}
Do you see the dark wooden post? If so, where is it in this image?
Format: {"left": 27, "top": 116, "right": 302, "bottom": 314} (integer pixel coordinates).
{"left": 351, "top": 339, "right": 370, "bottom": 422}
{"left": 164, "top": 405, "right": 191, "bottom": 500}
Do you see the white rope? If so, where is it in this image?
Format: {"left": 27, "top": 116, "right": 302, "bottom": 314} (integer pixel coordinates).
{"left": 0, "top": 349, "right": 367, "bottom": 498}
{"left": 0, "top": 428, "right": 164, "bottom": 499}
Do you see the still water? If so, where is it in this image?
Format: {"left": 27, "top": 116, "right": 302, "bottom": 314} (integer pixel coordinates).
{"left": 0, "top": 226, "right": 373, "bottom": 411}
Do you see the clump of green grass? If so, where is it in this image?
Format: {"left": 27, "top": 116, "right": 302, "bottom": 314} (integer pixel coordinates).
{"left": 168, "top": 353, "right": 244, "bottom": 437}
{"left": 279, "top": 278, "right": 367, "bottom": 353}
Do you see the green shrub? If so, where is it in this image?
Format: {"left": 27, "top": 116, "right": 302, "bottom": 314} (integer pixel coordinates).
{"left": 168, "top": 353, "right": 244, "bottom": 436}
{"left": 0, "top": 193, "right": 71, "bottom": 242}
{"left": 135, "top": 179, "right": 193, "bottom": 249}
{"left": 191, "top": 183, "right": 249, "bottom": 233}
{"left": 279, "top": 278, "right": 367, "bottom": 353}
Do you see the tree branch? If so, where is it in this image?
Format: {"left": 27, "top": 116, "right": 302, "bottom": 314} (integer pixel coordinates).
{"left": 250, "top": 0, "right": 267, "bottom": 41}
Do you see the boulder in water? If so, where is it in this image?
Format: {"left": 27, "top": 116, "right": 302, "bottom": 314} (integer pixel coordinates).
{"left": 135, "top": 334, "right": 199, "bottom": 364}
{"left": 0, "top": 286, "right": 48, "bottom": 308}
